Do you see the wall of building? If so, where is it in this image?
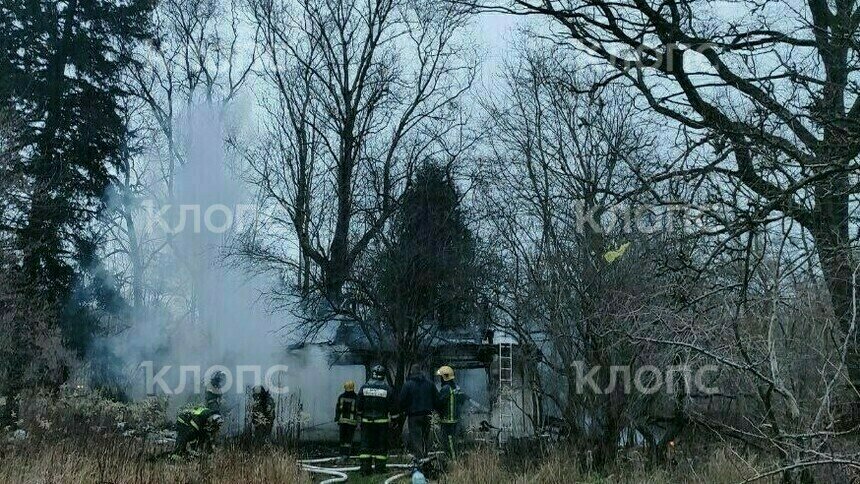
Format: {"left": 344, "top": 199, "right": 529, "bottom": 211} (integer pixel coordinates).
{"left": 278, "top": 346, "right": 365, "bottom": 441}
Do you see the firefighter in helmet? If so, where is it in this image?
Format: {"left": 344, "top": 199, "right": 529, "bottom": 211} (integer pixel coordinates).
{"left": 335, "top": 380, "right": 359, "bottom": 458}
{"left": 204, "top": 370, "right": 226, "bottom": 412}
{"left": 435, "top": 365, "right": 463, "bottom": 459}
{"left": 357, "top": 365, "right": 398, "bottom": 475}
{"left": 250, "top": 385, "right": 275, "bottom": 442}
{"left": 173, "top": 405, "right": 223, "bottom": 456}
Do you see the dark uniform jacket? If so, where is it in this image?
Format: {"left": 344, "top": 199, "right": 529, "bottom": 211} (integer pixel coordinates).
{"left": 252, "top": 389, "right": 274, "bottom": 414}
{"left": 175, "top": 405, "right": 219, "bottom": 452}
{"left": 335, "top": 390, "right": 359, "bottom": 425}
{"left": 399, "top": 373, "right": 438, "bottom": 417}
{"left": 204, "top": 389, "right": 222, "bottom": 412}
{"left": 178, "top": 406, "right": 218, "bottom": 431}
{"left": 436, "top": 382, "right": 464, "bottom": 424}
{"left": 357, "top": 378, "right": 398, "bottom": 423}
{"left": 251, "top": 388, "right": 275, "bottom": 433}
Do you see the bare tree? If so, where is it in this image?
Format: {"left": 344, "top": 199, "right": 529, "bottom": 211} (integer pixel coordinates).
{"left": 466, "top": 0, "right": 860, "bottom": 400}
{"left": 477, "top": 45, "right": 679, "bottom": 465}
{"left": 131, "top": 0, "right": 256, "bottom": 197}
{"left": 244, "top": 0, "right": 477, "bottom": 309}
{"left": 105, "top": 0, "right": 258, "bottom": 323}
{"left": 622, "top": 222, "right": 860, "bottom": 481}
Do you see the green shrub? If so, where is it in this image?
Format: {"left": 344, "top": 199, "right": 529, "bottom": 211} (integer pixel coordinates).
{"left": 16, "top": 387, "right": 169, "bottom": 438}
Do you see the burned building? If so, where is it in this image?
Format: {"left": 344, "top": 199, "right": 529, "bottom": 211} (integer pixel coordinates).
{"left": 291, "top": 318, "right": 540, "bottom": 444}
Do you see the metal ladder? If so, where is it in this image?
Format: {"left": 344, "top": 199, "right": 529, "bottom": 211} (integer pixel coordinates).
{"left": 497, "top": 340, "right": 514, "bottom": 444}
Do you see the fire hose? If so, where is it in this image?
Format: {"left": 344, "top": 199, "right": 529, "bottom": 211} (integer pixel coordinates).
{"left": 382, "top": 471, "right": 409, "bottom": 483}
{"left": 300, "top": 464, "right": 352, "bottom": 483}
{"left": 297, "top": 453, "right": 439, "bottom": 483}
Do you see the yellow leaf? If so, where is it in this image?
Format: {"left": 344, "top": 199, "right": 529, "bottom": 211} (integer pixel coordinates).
{"left": 602, "top": 242, "right": 631, "bottom": 263}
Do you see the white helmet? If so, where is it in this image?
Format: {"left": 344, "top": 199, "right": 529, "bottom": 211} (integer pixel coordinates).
{"left": 208, "top": 413, "right": 224, "bottom": 427}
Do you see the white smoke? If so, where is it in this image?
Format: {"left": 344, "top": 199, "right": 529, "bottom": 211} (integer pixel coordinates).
{"left": 99, "top": 102, "right": 361, "bottom": 438}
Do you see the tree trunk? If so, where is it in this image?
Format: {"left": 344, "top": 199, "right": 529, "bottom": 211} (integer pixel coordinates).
{"left": 124, "top": 207, "right": 145, "bottom": 311}
{"left": 813, "top": 185, "right": 858, "bottom": 396}
{"left": 326, "top": 148, "right": 354, "bottom": 306}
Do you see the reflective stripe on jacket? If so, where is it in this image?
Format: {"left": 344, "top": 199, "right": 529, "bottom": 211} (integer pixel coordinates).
{"left": 436, "top": 383, "right": 460, "bottom": 424}
{"left": 357, "top": 378, "right": 397, "bottom": 422}
{"left": 177, "top": 406, "right": 214, "bottom": 431}
{"left": 335, "top": 391, "right": 359, "bottom": 425}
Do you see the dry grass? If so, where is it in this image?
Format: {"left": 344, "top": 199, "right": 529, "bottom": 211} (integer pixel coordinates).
{"left": 443, "top": 449, "right": 515, "bottom": 483}
{"left": 1, "top": 435, "right": 779, "bottom": 484}
{"left": 442, "top": 446, "right": 773, "bottom": 484}
{"left": 0, "top": 437, "right": 311, "bottom": 484}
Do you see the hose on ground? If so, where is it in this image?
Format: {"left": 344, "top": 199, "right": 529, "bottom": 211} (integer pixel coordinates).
{"left": 297, "top": 453, "right": 434, "bottom": 464}
{"left": 383, "top": 472, "right": 409, "bottom": 483}
{"left": 297, "top": 456, "right": 343, "bottom": 464}
{"left": 299, "top": 465, "right": 349, "bottom": 484}
{"left": 298, "top": 453, "right": 438, "bottom": 482}
{"left": 382, "top": 458, "right": 437, "bottom": 484}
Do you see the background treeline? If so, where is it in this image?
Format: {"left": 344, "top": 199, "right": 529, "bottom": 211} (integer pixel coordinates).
{"left": 1, "top": 0, "right": 858, "bottom": 481}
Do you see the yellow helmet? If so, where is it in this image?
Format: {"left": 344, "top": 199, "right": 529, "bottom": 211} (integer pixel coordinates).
{"left": 436, "top": 366, "right": 455, "bottom": 382}
{"left": 343, "top": 380, "right": 355, "bottom": 391}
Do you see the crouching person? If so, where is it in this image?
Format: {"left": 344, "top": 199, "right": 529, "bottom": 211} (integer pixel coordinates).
{"left": 173, "top": 405, "right": 223, "bottom": 456}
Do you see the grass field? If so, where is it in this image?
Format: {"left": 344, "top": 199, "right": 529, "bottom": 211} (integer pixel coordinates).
{"left": 442, "top": 446, "right": 774, "bottom": 484}
{"left": 1, "top": 437, "right": 310, "bottom": 484}
{"left": 0, "top": 435, "right": 780, "bottom": 484}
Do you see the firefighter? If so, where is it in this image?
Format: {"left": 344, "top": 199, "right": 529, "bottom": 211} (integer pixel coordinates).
{"left": 399, "top": 364, "right": 437, "bottom": 459}
{"left": 250, "top": 385, "right": 275, "bottom": 442}
{"left": 357, "top": 365, "right": 398, "bottom": 475}
{"left": 173, "top": 405, "right": 223, "bottom": 456}
{"left": 205, "top": 370, "right": 226, "bottom": 412}
{"left": 435, "top": 365, "right": 462, "bottom": 459}
{"left": 335, "top": 380, "right": 359, "bottom": 458}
